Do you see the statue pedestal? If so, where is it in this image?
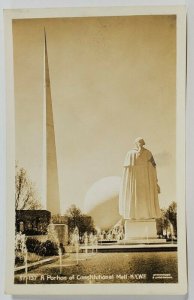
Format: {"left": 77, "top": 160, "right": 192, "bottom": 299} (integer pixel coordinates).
{"left": 124, "top": 219, "right": 158, "bottom": 240}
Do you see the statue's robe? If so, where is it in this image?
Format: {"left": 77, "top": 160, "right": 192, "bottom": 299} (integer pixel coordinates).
{"left": 119, "top": 148, "right": 161, "bottom": 220}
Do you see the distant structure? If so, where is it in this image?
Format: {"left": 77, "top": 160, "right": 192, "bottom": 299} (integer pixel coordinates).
{"left": 16, "top": 210, "right": 51, "bottom": 235}
{"left": 43, "top": 30, "right": 60, "bottom": 215}
{"left": 15, "top": 32, "right": 61, "bottom": 239}
{"left": 84, "top": 176, "right": 121, "bottom": 230}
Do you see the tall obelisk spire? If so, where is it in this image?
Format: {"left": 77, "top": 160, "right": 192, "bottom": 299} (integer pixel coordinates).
{"left": 44, "top": 29, "right": 60, "bottom": 215}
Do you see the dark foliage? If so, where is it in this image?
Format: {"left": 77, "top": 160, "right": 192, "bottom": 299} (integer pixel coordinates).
{"left": 26, "top": 238, "right": 58, "bottom": 256}
{"left": 156, "top": 201, "right": 177, "bottom": 238}
{"left": 165, "top": 201, "right": 177, "bottom": 236}
{"left": 42, "top": 240, "right": 59, "bottom": 256}
{"left": 15, "top": 255, "right": 24, "bottom": 265}
{"left": 65, "top": 205, "right": 96, "bottom": 238}
{"left": 26, "top": 237, "right": 41, "bottom": 253}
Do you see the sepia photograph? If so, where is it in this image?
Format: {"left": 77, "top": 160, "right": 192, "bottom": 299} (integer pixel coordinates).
{"left": 4, "top": 6, "right": 187, "bottom": 295}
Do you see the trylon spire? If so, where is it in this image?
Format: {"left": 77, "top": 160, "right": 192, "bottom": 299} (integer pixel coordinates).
{"left": 43, "top": 29, "right": 60, "bottom": 215}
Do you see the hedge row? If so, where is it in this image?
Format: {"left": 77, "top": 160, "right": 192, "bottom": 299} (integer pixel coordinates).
{"left": 26, "top": 238, "right": 59, "bottom": 256}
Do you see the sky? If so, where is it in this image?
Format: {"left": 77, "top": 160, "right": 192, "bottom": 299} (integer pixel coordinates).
{"left": 13, "top": 15, "right": 176, "bottom": 213}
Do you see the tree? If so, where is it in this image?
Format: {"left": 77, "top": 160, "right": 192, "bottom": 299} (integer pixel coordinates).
{"left": 51, "top": 214, "right": 68, "bottom": 224}
{"left": 15, "top": 165, "right": 41, "bottom": 210}
{"left": 156, "top": 208, "right": 169, "bottom": 236}
{"left": 65, "top": 205, "right": 96, "bottom": 238}
{"left": 165, "top": 201, "right": 177, "bottom": 237}
{"left": 156, "top": 202, "right": 177, "bottom": 238}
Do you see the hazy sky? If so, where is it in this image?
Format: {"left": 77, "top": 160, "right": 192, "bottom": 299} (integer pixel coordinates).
{"left": 13, "top": 15, "right": 176, "bottom": 213}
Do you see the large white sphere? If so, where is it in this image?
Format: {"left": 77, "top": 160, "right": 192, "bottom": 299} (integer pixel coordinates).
{"left": 84, "top": 176, "right": 122, "bottom": 230}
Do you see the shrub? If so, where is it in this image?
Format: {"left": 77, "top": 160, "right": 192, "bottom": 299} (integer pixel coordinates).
{"left": 26, "top": 238, "right": 41, "bottom": 253}
{"left": 42, "top": 240, "right": 59, "bottom": 256}
{"left": 15, "top": 254, "right": 24, "bottom": 266}
{"left": 37, "top": 244, "right": 47, "bottom": 256}
{"left": 26, "top": 237, "right": 59, "bottom": 256}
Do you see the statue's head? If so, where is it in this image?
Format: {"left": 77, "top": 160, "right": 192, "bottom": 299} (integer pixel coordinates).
{"left": 135, "top": 137, "right": 145, "bottom": 147}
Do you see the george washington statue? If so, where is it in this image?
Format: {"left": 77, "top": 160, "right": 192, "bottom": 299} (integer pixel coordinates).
{"left": 119, "top": 137, "right": 161, "bottom": 220}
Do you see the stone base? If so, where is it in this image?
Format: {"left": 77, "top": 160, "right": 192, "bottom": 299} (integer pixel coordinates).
{"left": 124, "top": 219, "right": 158, "bottom": 240}
{"left": 118, "top": 238, "right": 167, "bottom": 245}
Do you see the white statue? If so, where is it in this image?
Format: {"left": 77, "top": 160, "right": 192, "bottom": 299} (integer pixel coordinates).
{"left": 119, "top": 137, "right": 161, "bottom": 220}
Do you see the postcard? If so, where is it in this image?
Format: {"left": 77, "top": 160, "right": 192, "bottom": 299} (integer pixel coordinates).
{"left": 4, "top": 6, "right": 187, "bottom": 295}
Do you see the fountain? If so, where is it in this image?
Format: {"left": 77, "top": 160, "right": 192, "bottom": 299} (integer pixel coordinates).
{"left": 15, "top": 232, "right": 28, "bottom": 284}
{"left": 99, "top": 232, "right": 103, "bottom": 245}
{"left": 89, "top": 233, "right": 94, "bottom": 254}
{"left": 58, "top": 247, "right": 62, "bottom": 274}
{"left": 71, "top": 226, "right": 80, "bottom": 265}
{"left": 84, "top": 232, "right": 88, "bottom": 256}
{"left": 89, "top": 232, "right": 98, "bottom": 255}
{"left": 93, "top": 234, "right": 98, "bottom": 253}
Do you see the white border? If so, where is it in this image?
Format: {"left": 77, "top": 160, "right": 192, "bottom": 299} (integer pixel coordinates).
{"left": 4, "top": 6, "right": 187, "bottom": 295}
